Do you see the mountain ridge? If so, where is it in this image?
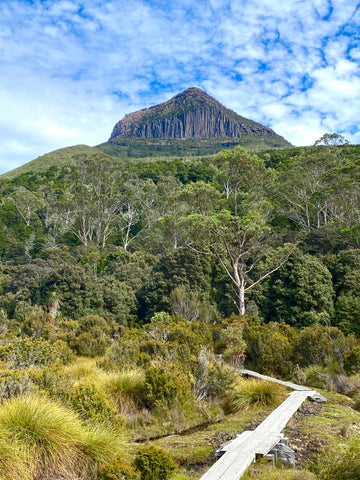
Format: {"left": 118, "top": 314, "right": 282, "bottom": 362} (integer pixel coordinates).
{"left": 1, "top": 88, "right": 292, "bottom": 179}
{"left": 109, "top": 87, "right": 290, "bottom": 146}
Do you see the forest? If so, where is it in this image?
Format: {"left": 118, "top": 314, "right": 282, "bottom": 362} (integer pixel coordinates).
{"left": 0, "top": 141, "right": 360, "bottom": 480}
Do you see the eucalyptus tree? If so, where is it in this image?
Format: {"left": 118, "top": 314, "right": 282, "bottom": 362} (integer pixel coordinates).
{"left": 214, "top": 146, "right": 268, "bottom": 215}
{"left": 184, "top": 148, "right": 294, "bottom": 316}
{"left": 314, "top": 133, "right": 349, "bottom": 146}
{"left": 274, "top": 147, "right": 360, "bottom": 242}
{"left": 69, "top": 156, "right": 126, "bottom": 248}
{"left": 10, "top": 186, "right": 43, "bottom": 226}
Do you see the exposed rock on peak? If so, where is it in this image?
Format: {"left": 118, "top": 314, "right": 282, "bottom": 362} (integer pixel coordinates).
{"left": 109, "top": 88, "right": 289, "bottom": 145}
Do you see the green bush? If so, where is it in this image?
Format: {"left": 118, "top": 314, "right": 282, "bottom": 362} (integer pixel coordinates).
{"left": 70, "top": 383, "right": 118, "bottom": 423}
{"left": 0, "top": 336, "right": 67, "bottom": 369}
{"left": 99, "top": 452, "right": 139, "bottom": 480}
{"left": 134, "top": 445, "right": 175, "bottom": 480}
{"left": 72, "top": 331, "right": 109, "bottom": 357}
{"left": 223, "top": 379, "right": 287, "bottom": 414}
{"left": 143, "top": 361, "right": 193, "bottom": 411}
{"left": 312, "top": 446, "right": 360, "bottom": 479}
{"left": 344, "top": 346, "right": 360, "bottom": 375}
{"left": 220, "top": 323, "right": 247, "bottom": 366}
{"left": 194, "top": 350, "right": 235, "bottom": 401}
{"left": 243, "top": 320, "right": 296, "bottom": 377}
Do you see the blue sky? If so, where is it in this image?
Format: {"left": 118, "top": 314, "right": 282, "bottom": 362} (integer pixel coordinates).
{"left": 1, "top": 0, "right": 360, "bottom": 173}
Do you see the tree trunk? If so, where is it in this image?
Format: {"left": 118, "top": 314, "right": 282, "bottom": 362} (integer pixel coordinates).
{"left": 234, "top": 258, "right": 246, "bottom": 315}
{"left": 238, "top": 285, "right": 246, "bottom": 316}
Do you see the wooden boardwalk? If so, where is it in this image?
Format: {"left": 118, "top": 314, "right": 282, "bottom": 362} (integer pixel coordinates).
{"left": 199, "top": 370, "right": 323, "bottom": 480}
{"left": 239, "top": 368, "right": 313, "bottom": 391}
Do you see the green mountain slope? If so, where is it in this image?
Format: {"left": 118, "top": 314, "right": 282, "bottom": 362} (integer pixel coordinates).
{"left": 97, "top": 135, "right": 288, "bottom": 159}
{"left": 1, "top": 144, "right": 116, "bottom": 180}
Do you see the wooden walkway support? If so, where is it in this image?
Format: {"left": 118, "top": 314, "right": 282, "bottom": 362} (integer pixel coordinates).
{"left": 199, "top": 369, "right": 326, "bottom": 480}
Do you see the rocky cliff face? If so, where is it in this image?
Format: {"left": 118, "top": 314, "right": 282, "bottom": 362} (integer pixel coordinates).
{"left": 109, "top": 87, "right": 287, "bottom": 143}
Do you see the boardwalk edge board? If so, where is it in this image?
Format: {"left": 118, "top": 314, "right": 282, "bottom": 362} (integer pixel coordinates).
{"left": 200, "top": 369, "right": 326, "bottom": 480}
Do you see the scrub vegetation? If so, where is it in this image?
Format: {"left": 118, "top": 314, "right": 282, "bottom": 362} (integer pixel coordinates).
{"left": 0, "top": 140, "right": 359, "bottom": 478}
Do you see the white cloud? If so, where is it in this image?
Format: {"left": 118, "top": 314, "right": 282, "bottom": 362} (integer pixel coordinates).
{"left": 0, "top": 0, "right": 359, "bottom": 173}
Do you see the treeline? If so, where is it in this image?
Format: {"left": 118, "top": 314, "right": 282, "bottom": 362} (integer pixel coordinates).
{"left": 0, "top": 143, "right": 359, "bottom": 332}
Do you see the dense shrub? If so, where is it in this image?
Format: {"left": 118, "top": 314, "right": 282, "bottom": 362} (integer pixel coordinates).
{"left": 295, "top": 325, "right": 354, "bottom": 368}
{"left": 70, "top": 383, "right": 118, "bottom": 423}
{"left": 0, "top": 368, "right": 38, "bottom": 401}
{"left": 99, "top": 453, "right": 139, "bottom": 480}
{"left": 0, "top": 336, "right": 70, "bottom": 369}
{"left": 243, "top": 319, "right": 296, "bottom": 377}
{"left": 143, "top": 361, "right": 193, "bottom": 411}
{"left": 263, "top": 254, "right": 335, "bottom": 327}
{"left": 343, "top": 346, "right": 360, "bottom": 375}
{"left": 31, "top": 264, "right": 104, "bottom": 319}
{"left": 72, "top": 331, "right": 110, "bottom": 357}
{"left": 194, "top": 349, "right": 235, "bottom": 401}
{"left": 134, "top": 445, "right": 175, "bottom": 480}
{"left": 220, "top": 323, "right": 247, "bottom": 366}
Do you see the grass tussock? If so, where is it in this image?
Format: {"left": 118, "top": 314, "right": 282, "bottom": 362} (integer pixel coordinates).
{"left": 223, "top": 379, "right": 287, "bottom": 414}
{"left": 60, "top": 357, "right": 109, "bottom": 386}
{"left": 104, "top": 369, "right": 146, "bottom": 414}
{"left": 0, "top": 394, "right": 123, "bottom": 479}
{"left": 105, "top": 369, "right": 145, "bottom": 399}
{"left": 0, "top": 435, "right": 28, "bottom": 480}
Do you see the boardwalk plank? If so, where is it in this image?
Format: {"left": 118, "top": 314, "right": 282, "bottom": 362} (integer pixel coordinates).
{"left": 199, "top": 387, "right": 317, "bottom": 480}
{"left": 239, "top": 369, "right": 312, "bottom": 391}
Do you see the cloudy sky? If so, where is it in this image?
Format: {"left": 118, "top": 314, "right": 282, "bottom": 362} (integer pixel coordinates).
{"left": 1, "top": 0, "right": 359, "bottom": 174}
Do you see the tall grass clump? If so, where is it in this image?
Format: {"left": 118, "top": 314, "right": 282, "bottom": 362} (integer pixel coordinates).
{"left": 105, "top": 369, "right": 145, "bottom": 413}
{"left": 0, "top": 394, "right": 123, "bottom": 479}
{"left": 106, "top": 369, "right": 145, "bottom": 398}
{"left": 60, "top": 357, "right": 109, "bottom": 386}
{"left": 0, "top": 435, "right": 28, "bottom": 480}
{"left": 223, "top": 379, "right": 287, "bottom": 414}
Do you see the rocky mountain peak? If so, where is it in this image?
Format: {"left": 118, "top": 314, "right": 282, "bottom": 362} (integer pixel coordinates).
{"left": 108, "top": 88, "right": 289, "bottom": 144}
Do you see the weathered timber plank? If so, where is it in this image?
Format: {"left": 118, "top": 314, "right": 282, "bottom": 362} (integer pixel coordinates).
{"left": 219, "top": 430, "right": 253, "bottom": 453}
{"left": 255, "top": 390, "right": 315, "bottom": 434}
{"left": 239, "top": 369, "right": 313, "bottom": 391}
{"left": 200, "top": 450, "right": 255, "bottom": 480}
{"left": 255, "top": 433, "right": 284, "bottom": 455}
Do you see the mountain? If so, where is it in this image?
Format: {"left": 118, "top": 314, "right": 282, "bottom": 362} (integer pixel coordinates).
{"left": 108, "top": 87, "right": 291, "bottom": 149}
{"left": 1, "top": 88, "right": 291, "bottom": 179}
